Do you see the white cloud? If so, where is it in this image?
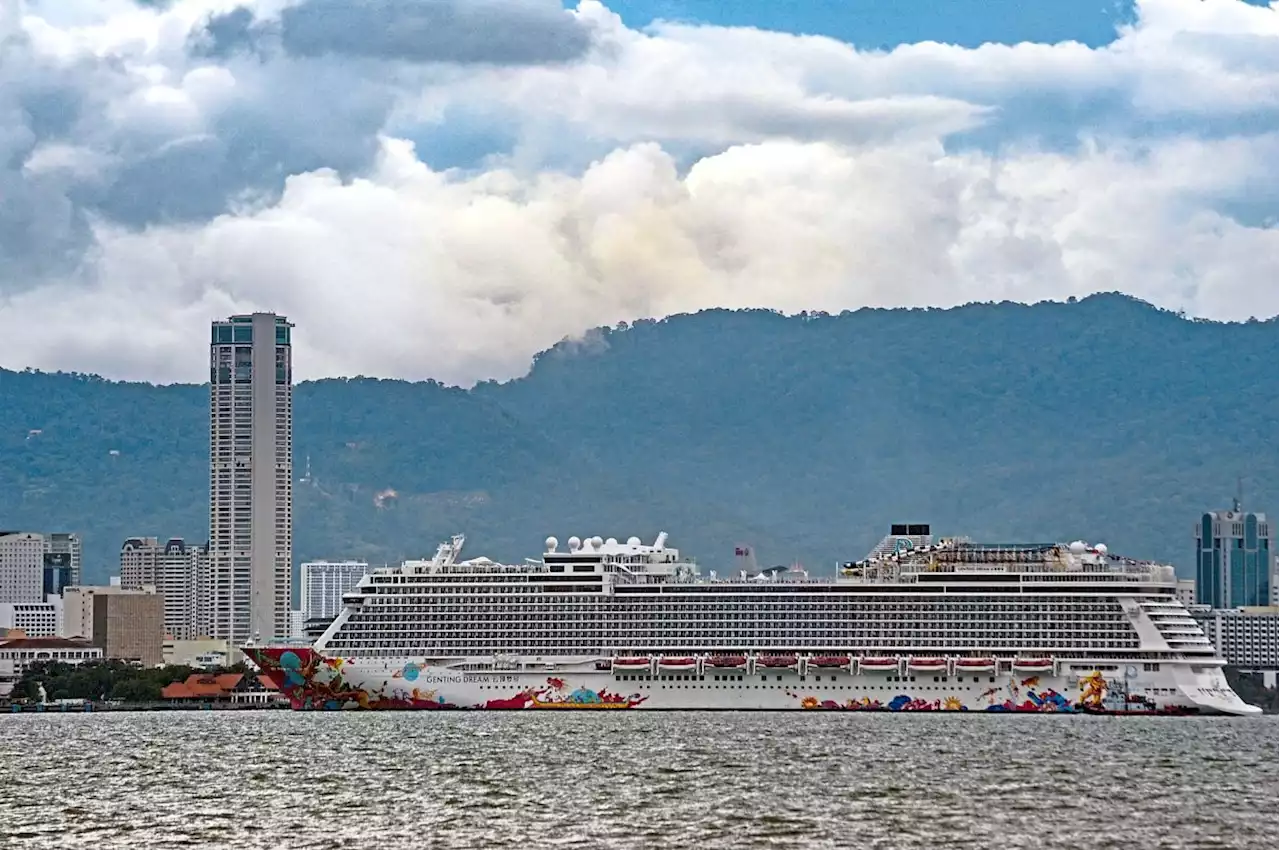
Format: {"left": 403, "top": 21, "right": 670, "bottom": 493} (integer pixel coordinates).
{"left": 0, "top": 0, "right": 1275, "bottom": 384}
{"left": 22, "top": 142, "right": 116, "bottom": 179}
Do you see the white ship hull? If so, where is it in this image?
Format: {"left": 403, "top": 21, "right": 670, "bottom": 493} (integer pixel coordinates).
{"left": 246, "top": 647, "right": 1261, "bottom": 715}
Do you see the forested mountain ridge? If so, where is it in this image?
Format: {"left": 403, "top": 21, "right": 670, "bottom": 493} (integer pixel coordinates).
{"left": 1, "top": 293, "right": 1275, "bottom": 586}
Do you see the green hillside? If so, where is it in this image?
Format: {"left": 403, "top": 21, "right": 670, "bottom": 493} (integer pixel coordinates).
{"left": 1, "top": 293, "right": 1275, "bottom": 587}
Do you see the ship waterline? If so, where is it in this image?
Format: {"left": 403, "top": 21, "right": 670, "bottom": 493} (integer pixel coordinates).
{"left": 246, "top": 528, "right": 1262, "bottom": 716}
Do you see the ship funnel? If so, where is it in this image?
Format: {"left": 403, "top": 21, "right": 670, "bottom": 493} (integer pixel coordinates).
{"left": 654, "top": 532, "right": 668, "bottom": 548}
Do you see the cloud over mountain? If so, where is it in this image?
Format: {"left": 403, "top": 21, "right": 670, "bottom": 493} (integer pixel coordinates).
{"left": 0, "top": 0, "right": 1275, "bottom": 385}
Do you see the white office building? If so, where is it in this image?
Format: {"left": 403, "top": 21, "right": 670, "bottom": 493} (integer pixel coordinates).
{"left": 1191, "top": 605, "right": 1278, "bottom": 671}
{"left": 300, "top": 561, "right": 369, "bottom": 621}
{"left": 0, "top": 600, "right": 62, "bottom": 638}
{"left": 209, "top": 312, "right": 294, "bottom": 644}
{"left": 0, "top": 532, "right": 45, "bottom": 605}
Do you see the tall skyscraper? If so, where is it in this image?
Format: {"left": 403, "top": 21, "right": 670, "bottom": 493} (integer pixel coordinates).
{"left": 1195, "top": 499, "right": 1273, "bottom": 609}
{"left": 209, "top": 312, "right": 294, "bottom": 644}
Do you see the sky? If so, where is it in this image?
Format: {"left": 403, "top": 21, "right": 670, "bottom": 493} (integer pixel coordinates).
{"left": 0, "top": 0, "right": 1276, "bottom": 385}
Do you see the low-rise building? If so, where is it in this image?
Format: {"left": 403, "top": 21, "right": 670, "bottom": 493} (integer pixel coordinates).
{"left": 162, "top": 638, "right": 232, "bottom": 669}
{"left": 160, "top": 672, "right": 283, "bottom": 705}
{"left": 62, "top": 585, "right": 157, "bottom": 641}
{"left": 0, "top": 600, "right": 62, "bottom": 638}
{"left": 0, "top": 636, "right": 103, "bottom": 698}
{"left": 92, "top": 592, "right": 166, "bottom": 667}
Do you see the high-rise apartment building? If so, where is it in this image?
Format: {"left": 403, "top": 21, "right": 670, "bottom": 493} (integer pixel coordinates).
{"left": 300, "top": 560, "right": 369, "bottom": 621}
{"left": 1195, "top": 500, "right": 1273, "bottom": 609}
{"left": 120, "top": 537, "right": 209, "bottom": 640}
{"left": 209, "top": 312, "right": 294, "bottom": 644}
{"left": 0, "top": 532, "right": 45, "bottom": 605}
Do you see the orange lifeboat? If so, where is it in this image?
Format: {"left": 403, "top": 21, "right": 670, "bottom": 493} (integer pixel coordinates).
{"left": 1011, "top": 657, "right": 1054, "bottom": 673}
{"left": 907, "top": 657, "right": 948, "bottom": 673}
{"left": 611, "top": 656, "right": 651, "bottom": 671}
{"left": 657, "top": 656, "right": 699, "bottom": 672}
{"left": 859, "top": 656, "right": 899, "bottom": 672}
{"left": 954, "top": 657, "right": 997, "bottom": 673}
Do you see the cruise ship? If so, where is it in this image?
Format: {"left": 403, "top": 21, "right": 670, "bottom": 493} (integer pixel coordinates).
{"left": 245, "top": 525, "right": 1260, "bottom": 714}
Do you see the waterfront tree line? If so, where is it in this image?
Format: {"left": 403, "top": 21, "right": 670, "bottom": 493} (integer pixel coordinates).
{"left": 9, "top": 660, "right": 249, "bottom": 703}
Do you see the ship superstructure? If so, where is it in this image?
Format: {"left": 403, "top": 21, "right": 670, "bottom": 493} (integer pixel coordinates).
{"left": 246, "top": 527, "right": 1259, "bottom": 714}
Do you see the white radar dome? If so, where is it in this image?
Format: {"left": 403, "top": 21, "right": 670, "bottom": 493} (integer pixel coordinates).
{"left": 1069, "top": 541, "right": 1087, "bottom": 555}
{"left": 591, "top": 536, "right": 604, "bottom": 548}
{"left": 568, "top": 536, "right": 581, "bottom": 551}
{"left": 1094, "top": 543, "right": 1108, "bottom": 555}
{"left": 545, "top": 536, "right": 558, "bottom": 551}
{"left": 606, "top": 537, "right": 618, "bottom": 546}
{"left": 627, "top": 536, "right": 641, "bottom": 546}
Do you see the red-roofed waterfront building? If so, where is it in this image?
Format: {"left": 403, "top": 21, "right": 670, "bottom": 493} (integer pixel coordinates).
{"left": 160, "top": 672, "right": 283, "bottom": 704}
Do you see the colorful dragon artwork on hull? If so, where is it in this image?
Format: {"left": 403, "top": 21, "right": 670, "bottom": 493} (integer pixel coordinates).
{"left": 790, "top": 674, "right": 1109, "bottom": 713}
{"left": 246, "top": 647, "right": 646, "bottom": 711}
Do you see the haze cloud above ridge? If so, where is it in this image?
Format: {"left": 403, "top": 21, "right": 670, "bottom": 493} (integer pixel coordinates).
{"left": 0, "top": 0, "right": 1276, "bottom": 385}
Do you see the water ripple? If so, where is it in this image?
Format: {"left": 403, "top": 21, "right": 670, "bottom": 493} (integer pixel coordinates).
{"left": 0, "top": 713, "right": 1274, "bottom": 849}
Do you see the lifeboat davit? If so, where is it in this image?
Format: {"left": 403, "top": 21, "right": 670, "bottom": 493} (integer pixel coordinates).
{"left": 657, "top": 656, "right": 699, "bottom": 672}
{"left": 859, "top": 656, "right": 899, "bottom": 672}
{"left": 707, "top": 654, "right": 747, "bottom": 669}
{"left": 954, "top": 657, "right": 997, "bottom": 673}
{"left": 810, "top": 655, "right": 851, "bottom": 668}
{"left": 612, "top": 656, "right": 651, "bottom": 670}
{"left": 1011, "top": 657, "right": 1054, "bottom": 673}
{"left": 757, "top": 654, "right": 799, "bottom": 669}
{"left": 907, "top": 657, "right": 948, "bottom": 673}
